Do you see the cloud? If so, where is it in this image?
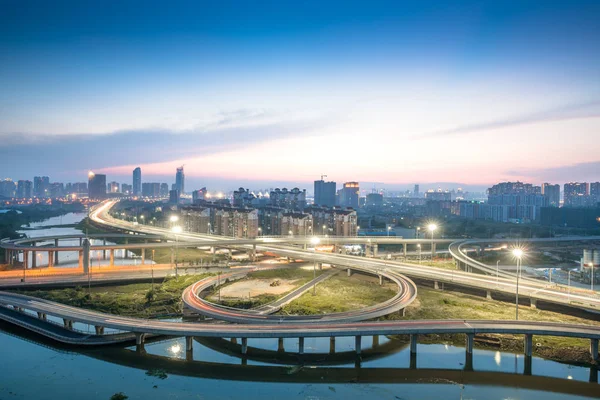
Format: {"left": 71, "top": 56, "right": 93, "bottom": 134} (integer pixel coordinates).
{"left": 415, "top": 100, "right": 600, "bottom": 139}
{"left": 0, "top": 109, "right": 337, "bottom": 180}
{"left": 505, "top": 161, "right": 600, "bottom": 182}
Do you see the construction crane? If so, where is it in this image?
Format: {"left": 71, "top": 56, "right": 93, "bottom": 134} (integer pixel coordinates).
{"left": 321, "top": 174, "right": 328, "bottom": 181}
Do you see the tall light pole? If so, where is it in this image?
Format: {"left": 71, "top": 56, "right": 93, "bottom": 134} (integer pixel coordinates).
{"left": 568, "top": 270, "right": 572, "bottom": 301}
{"left": 417, "top": 244, "right": 421, "bottom": 264}
{"left": 172, "top": 225, "right": 182, "bottom": 277}
{"left": 151, "top": 249, "right": 155, "bottom": 291}
{"left": 496, "top": 260, "right": 500, "bottom": 287}
{"left": 208, "top": 222, "right": 211, "bottom": 235}
{"left": 589, "top": 263, "right": 595, "bottom": 292}
{"left": 513, "top": 248, "right": 524, "bottom": 320}
{"left": 428, "top": 224, "right": 437, "bottom": 259}
{"left": 416, "top": 226, "right": 420, "bottom": 239}
{"left": 322, "top": 225, "right": 327, "bottom": 236}
{"left": 387, "top": 226, "right": 391, "bottom": 237}
{"left": 357, "top": 226, "right": 360, "bottom": 237}
{"left": 311, "top": 237, "right": 320, "bottom": 295}
{"left": 258, "top": 227, "right": 262, "bottom": 237}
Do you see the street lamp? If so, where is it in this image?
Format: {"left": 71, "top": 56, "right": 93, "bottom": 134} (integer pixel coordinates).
{"left": 310, "top": 237, "right": 321, "bottom": 295}
{"left": 258, "top": 227, "right": 262, "bottom": 237}
{"left": 428, "top": 224, "right": 437, "bottom": 258}
{"left": 322, "top": 225, "right": 327, "bottom": 236}
{"left": 172, "top": 225, "right": 182, "bottom": 276}
{"left": 140, "top": 215, "right": 144, "bottom": 224}
{"left": 496, "top": 260, "right": 500, "bottom": 287}
{"left": 288, "top": 230, "right": 293, "bottom": 237}
{"left": 416, "top": 226, "right": 420, "bottom": 239}
{"left": 357, "top": 226, "right": 360, "bottom": 237}
{"left": 151, "top": 249, "right": 155, "bottom": 291}
{"left": 512, "top": 248, "right": 524, "bottom": 320}
{"left": 589, "top": 263, "right": 595, "bottom": 292}
{"left": 568, "top": 270, "right": 572, "bottom": 301}
{"left": 417, "top": 244, "right": 421, "bottom": 264}
{"left": 387, "top": 226, "right": 391, "bottom": 237}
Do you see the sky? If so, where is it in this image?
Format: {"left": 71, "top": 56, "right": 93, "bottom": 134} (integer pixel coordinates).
{"left": 0, "top": 0, "right": 599, "bottom": 192}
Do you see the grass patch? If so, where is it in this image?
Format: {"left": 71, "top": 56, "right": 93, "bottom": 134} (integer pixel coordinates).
{"left": 12, "top": 274, "right": 212, "bottom": 318}
{"left": 418, "top": 259, "right": 458, "bottom": 270}
{"left": 386, "top": 286, "right": 600, "bottom": 364}
{"left": 280, "top": 274, "right": 397, "bottom": 315}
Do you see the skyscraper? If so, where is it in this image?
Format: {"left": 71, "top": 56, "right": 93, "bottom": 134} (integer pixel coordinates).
{"left": 314, "top": 179, "right": 336, "bottom": 207}
{"left": 542, "top": 183, "right": 560, "bottom": 207}
{"left": 338, "top": 182, "right": 360, "bottom": 209}
{"left": 133, "top": 167, "right": 141, "bottom": 196}
{"left": 33, "top": 176, "right": 50, "bottom": 198}
{"left": 88, "top": 171, "right": 107, "bottom": 199}
{"left": 17, "top": 180, "right": 32, "bottom": 199}
{"left": 175, "top": 166, "right": 185, "bottom": 195}
{"left": 564, "top": 182, "right": 589, "bottom": 207}
{"left": 414, "top": 184, "right": 420, "bottom": 197}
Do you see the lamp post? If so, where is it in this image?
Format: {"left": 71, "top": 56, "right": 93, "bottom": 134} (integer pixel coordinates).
{"left": 496, "top": 260, "right": 500, "bottom": 287}
{"left": 416, "top": 226, "right": 420, "bottom": 239}
{"left": 357, "top": 226, "right": 360, "bottom": 237}
{"left": 589, "top": 263, "right": 595, "bottom": 293}
{"left": 513, "top": 249, "right": 524, "bottom": 320}
{"left": 258, "top": 227, "right": 262, "bottom": 237}
{"left": 568, "top": 270, "right": 572, "bottom": 301}
{"left": 172, "top": 226, "right": 182, "bottom": 277}
{"left": 428, "top": 224, "right": 437, "bottom": 259}
{"left": 310, "top": 237, "right": 320, "bottom": 295}
{"left": 208, "top": 222, "right": 211, "bottom": 235}
{"left": 151, "top": 249, "right": 155, "bottom": 291}
{"left": 322, "top": 225, "right": 327, "bottom": 236}
{"left": 387, "top": 226, "right": 391, "bottom": 237}
{"left": 417, "top": 244, "right": 421, "bottom": 264}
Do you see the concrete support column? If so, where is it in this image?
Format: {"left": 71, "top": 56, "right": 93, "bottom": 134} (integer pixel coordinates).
{"left": 109, "top": 249, "right": 114, "bottom": 266}
{"left": 94, "top": 326, "right": 104, "bottom": 335}
{"left": 318, "top": 263, "right": 322, "bottom": 270}
{"left": 379, "top": 275, "right": 383, "bottom": 285}
{"left": 590, "top": 338, "right": 599, "bottom": 361}
{"left": 241, "top": 338, "right": 248, "bottom": 355}
{"left": 79, "top": 237, "right": 83, "bottom": 246}
{"left": 228, "top": 248, "right": 233, "bottom": 260}
{"left": 590, "top": 367, "right": 599, "bottom": 384}
{"left": 171, "top": 247, "right": 175, "bottom": 267}
{"left": 48, "top": 251, "right": 54, "bottom": 268}
{"left": 524, "top": 355, "right": 532, "bottom": 376}
{"left": 431, "top": 243, "right": 436, "bottom": 257}
{"left": 31, "top": 251, "right": 36, "bottom": 268}
{"left": 329, "top": 337, "right": 335, "bottom": 354}
{"left": 298, "top": 337, "right": 305, "bottom": 354}
{"left": 124, "top": 239, "right": 129, "bottom": 258}
{"left": 54, "top": 241, "right": 59, "bottom": 265}
{"left": 252, "top": 244, "right": 257, "bottom": 262}
{"left": 278, "top": 338, "right": 284, "bottom": 353}
{"left": 37, "top": 312, "right": 46, "bottom": 320}
{"left": 355, "top": 335, "right": 362, "bottom": 355}
{"left": 524, "top": 334, "right": 533, "bottom": 357}
{"left": 186, "top": 336, "right": 193, "bottom": 353}
{"left": 347, "top": 268, "right": 352, "bottom": 277}
{"left": 141, "top": 248, "right": 145, "bottom": 265}
{"left": 211, "top": 247, "right": 216, "bottom": 262}
{"left": 466, "top": 333, "right": 474, "bottom": 354}
{"left": 373, "top": 244, "right": 378, "bottom": 257}
{"left": 409, "top": 352, "right": 417, "bottom": 369}
{"left": 78, "top": 251, "right": 83, "bottom": 268}
{"left": 82, "top": 239, "right": 90, "bottom": 273}
{"left": 486, "top": 290, "right": 492, "bottom": 300}
{"left": 103, "top": 240, "right": 107, "bottom": 260}
{"left": 464, "top": 351, "right": 474, "bottom": 372}
{"left": 373, "top": 335, "right": 379, "bottom": 347}
{"left": 63, "top": 319, "right": 73, "bottom": 330}
{"left": 410, "top": 334, "right": 418, "bottom": 354}
{"left": 530, "top": 298, "right": 537, "bottom": 309}
{"left": 433, "top": 281, "right": 440, "bottom": 290}
{"left": 22, "top": 251, "right": 28, "bottom": 269}
{"left": 135, "top": 332, "right": 146, "bottom": 353}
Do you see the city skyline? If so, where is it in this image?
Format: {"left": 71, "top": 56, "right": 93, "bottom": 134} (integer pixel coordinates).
{"left": 1, "top": 1, "right": 599, "bottom": 188}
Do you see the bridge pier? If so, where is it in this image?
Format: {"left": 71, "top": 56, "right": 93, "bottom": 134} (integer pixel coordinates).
{"left": 403, "top": 244, "right": 407, "bottom": 258}
{"left": 318, "top": 262, "right": 322, "bottom": 271}
{"left": 433, "top": 281, "right": 440, "bottom": 290}
{"left": 409, "top": 353, "right": 417, "bottom": 369}
{"left": 329, "top": 337, "right": 335, "bottom": 353}
{"left": 109, "top": 249, "right": 115, "bottom": 266}
{"left": 82, "top": 239, "right": 90, "bottom": 273}
{"left": 410, "top": 334, "right": 418, "bottom": 354}
{"left": 591, "top": 338, "right": 599, "bottom": 361}
{"left": 78, "top": 251, "right": 83, "bottom": 268}
{"left": 22, "top": 251, "right": 28, "bottom": 269}
{"left": 231, "top": 337, "right": 237, "bottom": 344}
{"left": 171, "top": 247, "right": 175, "bottom": 267}
{"left": 298, "top": 337, "right": 305, "bottom": 354}
{"left": 373, "top": 244, "right": 378, "bottom": 257}
{"left": 590, "top": 367, "right": 599, "bottom": 383}
{"left": 94, "top": 326, "right": 104, "bottom": 335}
{"left": 241, "top": 338, "right": 248, "bottom": 355}
{"left": 524, "top": 334, "right": 533, "bottom": 357}
{"left": 63, "top": 319, "right": 73, "bottom": 330}
{"left": 54, "top": 239, "right": 59, "bottom": 265}
{"left": 135, "top": 332, "right": 146, "bottom": 353}
{"left": 379, "top": 275, "right": 383, "bottom": 285}
{"left": 355, "top": 335, "right": 362, "bottom": 355}
{"left": 464, "top": 351, "right": 474, "bottom": 371}
{"left": 524, "top": 355, "right": 533, "bottom": 376}
{"left": 373, "top": 335, "right": 379, "bottom": 347}
{"left": 48, "top": 251, "right": 54, "bottom": 268}
{"left": 486, "top": 290, "right": 492, "bottom": 300}
{"left": 141, "top": 248, "right": 145, "bottom": 265}
{"left": 185, "top": 336, "right": 193, "bottom": 353}
{"left": 37, "top": 312, "right": 46, "bottom": 321}
{"left": 278, "top": 338, "right": 284, "bottom": 352}
{"left": 103, "top": 240, "right": 107, "bottom": 260}
{"left": 530, "top": 298, "right": 537, "bottom": 309}
{"left": 31, "top": 251, "right": 36, "bottom": 268}
{"left": 124, "top": 239, "right": 129, "bottom": 258}
{"left": 466, "top": 333, "right": 474, "bottom": 354}
{"left": 347, "top": 268, "right": 352, "bottom": 277}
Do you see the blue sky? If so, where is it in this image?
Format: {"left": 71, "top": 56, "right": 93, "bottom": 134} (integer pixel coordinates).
{"left": 1, "top": 1, "right": 599, "bottom": 191}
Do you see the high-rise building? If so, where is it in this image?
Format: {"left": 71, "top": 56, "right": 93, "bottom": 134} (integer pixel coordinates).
{"left": 414, "top": 184, "right": 420, "bottom": 197}
{"left": 0, "top": 179, "right": 16, "bottom": 198}
{"left": 88, "top": 171, "right": 107, "bottom": 199}
{"left": 542, "top": 183, "right": 561, "bottom": 207}
{"left": 269, "top": 187, "right": 306, "bottom": 211}
{"left": 314, "top": 179, "right": 336, "bottom": 207}
{"left": 160, "top": 183, "right": 169, "bottom": 197}
{"left": 108, "top": 181, "right": 120, "bottom": 193}
{"left": 169, "top": 189, "right": 180, "bottom": 204}
{"left": 564, "top": 182, "right": 589, "bottom": 207}
{"left": 49, "top": 182, "right": 65, "bottom": 198}
{"left": 33, "top": 176, "right": 50, "bottom": 198}
{"left": 121, "top": 183, "right": 132, "bottom": 195}
{"left": 142, "top": 182, "right": 161, "bottom": 197}
{"left": 17, "top": 180, "right": 32, "bottom": 199}
{"left": 175, "top": 166, "right": 185, "bottom": 195}
{"left": 590, "top": 182, "right": 600, "bottom": 205}
{"left": 192, "top": 188, "right": 207, "bottom": 204}
{"left": 486, "top": 181, "right": 547, "bottom": 222}
{"left": 133, "top": 167, "right": 141, "bottom": 196}
{"left": 338, "top": 182, "right": 360, "bottom": 209}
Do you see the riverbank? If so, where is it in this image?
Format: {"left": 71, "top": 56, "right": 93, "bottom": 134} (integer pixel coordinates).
{"left": 386, "top": 286, "right": 600, "bottom": 366}
{"left": 9, "top": 274, "right": 211, "bottom": 318}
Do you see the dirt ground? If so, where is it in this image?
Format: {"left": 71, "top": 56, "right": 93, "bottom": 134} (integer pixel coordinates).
{"left": 216, "top": 279, "right": 299, "bottom": 299}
